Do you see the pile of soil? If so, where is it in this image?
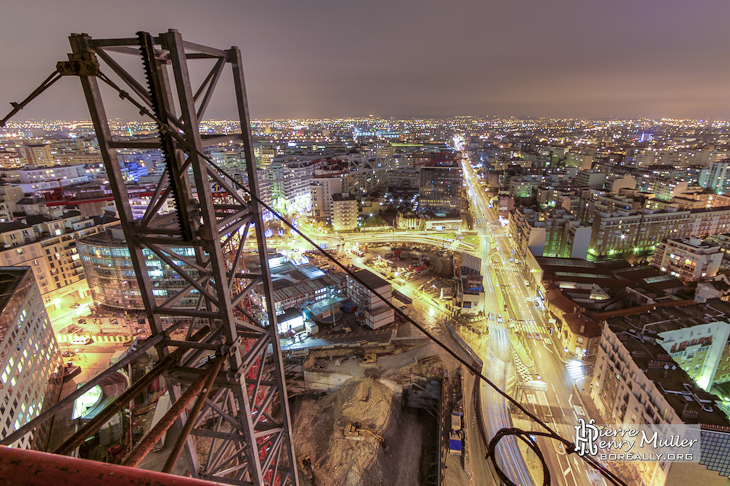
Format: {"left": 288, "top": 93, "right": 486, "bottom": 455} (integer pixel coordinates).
{"left": 292, "top": 377, "right": 423, "bottom": 486}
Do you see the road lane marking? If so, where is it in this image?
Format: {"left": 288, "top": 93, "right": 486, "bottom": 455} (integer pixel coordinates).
{"left": 542, "top": 340, "right": 553, "bottom": 353}
{"left": 536, "top": 349, "right": 542, "bottom": 358}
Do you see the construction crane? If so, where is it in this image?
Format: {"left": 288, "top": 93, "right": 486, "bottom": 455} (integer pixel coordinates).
{"left": 0, "top": 30, "right": 298, "bottom": 485}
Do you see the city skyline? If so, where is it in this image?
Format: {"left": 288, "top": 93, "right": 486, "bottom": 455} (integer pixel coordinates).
{"left": 2, "top": 0, "right": 730, "bottom": 122}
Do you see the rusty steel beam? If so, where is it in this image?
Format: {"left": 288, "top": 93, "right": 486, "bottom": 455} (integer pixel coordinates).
{"left": 53, "top": 326, "right": 211, "bottom": 456}
{"left": 122, "top": 355, "right": 227, "bottom": 468}
{"left": 162, "top": 355, "right": 226, "bottom": 474}
{"left": 0, "top": 445, "right": 212, "bottom": 486}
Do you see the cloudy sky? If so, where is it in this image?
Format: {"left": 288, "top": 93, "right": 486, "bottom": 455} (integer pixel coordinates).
{"left": 1, "top": 0, "right": 729, "bottom": 121}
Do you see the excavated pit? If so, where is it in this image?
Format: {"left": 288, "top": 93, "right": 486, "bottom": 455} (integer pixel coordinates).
{"left": 292, "top": 376, "right": 432, "bottom": 486}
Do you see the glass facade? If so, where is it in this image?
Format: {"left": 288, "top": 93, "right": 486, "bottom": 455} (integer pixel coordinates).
{"left": 78, "top": 230, "right": 201, "bottom": 312}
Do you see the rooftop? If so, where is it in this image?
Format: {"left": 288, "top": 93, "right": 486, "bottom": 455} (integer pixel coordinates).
{"left": 603, "top": 313, "right": 730, "bottom": 427}
{"left": 349, "top": 268, "right": 390, "bottom": 290}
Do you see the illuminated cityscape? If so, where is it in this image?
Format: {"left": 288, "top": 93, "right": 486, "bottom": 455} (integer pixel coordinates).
{"left": 1, "top": 114, "right": 730, "bottom": 486}
{"left": 2, "top": 1, "right": 730, "bottom": 485}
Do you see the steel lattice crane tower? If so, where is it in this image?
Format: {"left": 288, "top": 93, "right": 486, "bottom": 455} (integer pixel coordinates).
{"left": 4, "top": 30, "right": 299, "bottom": 485}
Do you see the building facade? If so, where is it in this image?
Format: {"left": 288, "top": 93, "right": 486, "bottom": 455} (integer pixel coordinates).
{"left": 419, "top": 165, "right": 462, "bottom": 215}
{"left": 591, "top": 315, "right": 730, "bottom": 486}
{"left": 78, "top": 225, "right": 200, "bottom": 313}
{"left": 0, "top": 267, "right": 62, "bottom": 450}
{"left": 346, "top": 269, "right": 394, "bottom": 330}
{"left": 331, "top": 193, "right": 358, "bottom": 231}
{"left": 651, "top": 237, "right": 723, "bottom": 282}
{"left": 0, "top": 213, "right": 113, "bottom": 311}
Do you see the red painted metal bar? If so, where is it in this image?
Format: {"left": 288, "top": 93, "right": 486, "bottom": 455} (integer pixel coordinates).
{"left": 53, "top": 326, "right": 211, "bottom": 456}
{"left": 162, "top": 354, "right": 226, "bottom": 473}
{"left": 121, "top": 355, "right": 225, "bottom": 468}
{"left": 0, "top": 445, "right": 211, "bottom": 486}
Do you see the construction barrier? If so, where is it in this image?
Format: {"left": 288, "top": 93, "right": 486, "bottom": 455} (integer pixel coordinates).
{"left": 56, "top": 334, "right": 133, "bottom": 343}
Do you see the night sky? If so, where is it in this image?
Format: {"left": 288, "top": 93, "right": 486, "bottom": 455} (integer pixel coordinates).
{"left": 2, "top": 0, "right": 729, "bottom": 121}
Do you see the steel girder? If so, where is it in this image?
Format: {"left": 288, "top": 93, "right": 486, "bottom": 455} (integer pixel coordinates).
{"left": 67, "top": 30, "right": 298, "bottom": 485}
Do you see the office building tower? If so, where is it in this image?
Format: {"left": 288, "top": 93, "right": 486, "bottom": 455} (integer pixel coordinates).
{"left": 419, "top": 165, "right": 462, "bottom": 215}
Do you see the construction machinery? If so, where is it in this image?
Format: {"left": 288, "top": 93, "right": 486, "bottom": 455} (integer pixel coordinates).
{"left": 343, "top": 423, "right": 384, "bottom": 444}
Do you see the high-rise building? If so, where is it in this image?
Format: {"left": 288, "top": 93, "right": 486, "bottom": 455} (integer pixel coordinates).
{"left": 419, "top": 164, "right": 462, "bottom": 215}
{"left": 700, "top": 160, "right": 730, "bottom": 195}
{"left": 331, "top": 193, "right": 358, "bottom": 232}
{"left": 310, "top": 176, "right": 342, "bottom": 219}
{"left": 0, "top": 267, "right": 62, "bottom": 450}
{"left": 268, "top": 157, "right": 314, "bottom": 213}
{"left": 0, "top": 212, "right": 113, "bottom": 311}
{"left": 591, "top": 309, "right": 730, "bottom": 485}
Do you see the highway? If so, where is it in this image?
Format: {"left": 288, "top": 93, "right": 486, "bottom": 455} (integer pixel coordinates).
{"left": 456, "top": 137, "right": 603, "bottom": 486}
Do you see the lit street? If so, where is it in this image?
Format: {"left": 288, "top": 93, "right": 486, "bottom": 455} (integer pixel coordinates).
{"left": 457, "top": 137, "right": 602, "bottom": 486}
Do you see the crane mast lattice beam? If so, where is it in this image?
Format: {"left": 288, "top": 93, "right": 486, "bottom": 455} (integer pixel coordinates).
{"left": 64, "top": 30, "right": 297, "bottom": 485}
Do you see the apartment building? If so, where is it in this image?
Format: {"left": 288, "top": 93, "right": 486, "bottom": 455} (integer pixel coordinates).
{"left": 309, "top": 175, "right": 342, "bottom": 219}
{"left": 700, "top": 160, "right": 730, "bottom": 194}
{"left": 0, "top": 212, "right": 114, "bottom": 310}
{"left": 575, "top": 169, "right": 606, "bottom": 189}
{"left": 268, "top": 157, "right": 314, "bottom": 213}
{"left": 589, "top": 208, "right": 691, "bottom": 260}
{"left": 565, "top": 152, "right": 593, "bottom": 170}
{"left": 508, "top": 174, "right": 543, "bottom": 198}
{"left": 651, "top": 237, "right": 723, "bottom": 282}
{"left": 509, "top": 207, "right": 591, "bottom": 261}
{"left": 331, "top": 193, "right": 358, "bottom": 231}
{"left": 0, "top": 186, "right": 24, "bottom": 222}
{"left": 591, "top": 311, "right": 730, "bottom": 486}
{"left": 21, "top": 144, "right": 54, "bottom": 167}
{"left": 419, "top": 164, "right": 463, "bottom": 215}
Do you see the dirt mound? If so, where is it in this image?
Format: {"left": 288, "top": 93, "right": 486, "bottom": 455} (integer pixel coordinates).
{"left": 293, "top": 377, "right": 423, "bottom": 486}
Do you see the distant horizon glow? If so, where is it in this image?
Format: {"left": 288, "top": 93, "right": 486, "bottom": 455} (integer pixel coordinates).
{"left": 2, "top": 1, "right": 730, "bottom": 121}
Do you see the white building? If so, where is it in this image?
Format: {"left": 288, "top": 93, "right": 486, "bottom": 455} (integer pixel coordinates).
{"left": 651, "top": 237, "right": 723, "bottom": 282}
{"left": 331, "top": 193, "right": 358, "bottom": 232}
{"left": 700, "top": 160, "right": 730, "bottom": 194}
{"left": 346, "top": 269, "right": 394, "bottom": 330}
{"left": 0, "top": 267, "right": 62, "bottom": 450}
{"left": 592, "top": 313, "right": 730, "bottom": 486}
{"left": 310, "top": 175, "right": 342, "bottom": 219}
{"left": 268, "top": 157, "right": 314, "bottom": 213}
